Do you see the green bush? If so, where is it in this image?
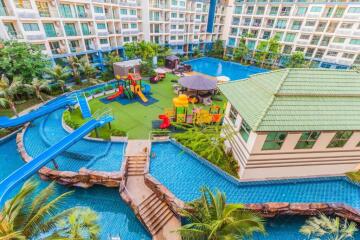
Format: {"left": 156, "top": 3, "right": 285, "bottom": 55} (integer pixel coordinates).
{"left": 346, "top": 170, "right": 360, "bottom": 183}
{"left": 105, "top": 85, "right": 114, "bottom": 91}
{"left": 140, "top": 61, "right": 154, "bottom": 77}
{"left": 63, "top": 111, "right": 81, "bottom": 130}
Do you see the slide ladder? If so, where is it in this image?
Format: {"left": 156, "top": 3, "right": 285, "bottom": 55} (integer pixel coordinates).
{"left": 77, "top": 93, "right": 92, "bottom": 118}
{"left": 0, "top": 113, "right": 113, "bottom": 206}
{"left": 0, "top": 97, "right": 77, "bottom": 128}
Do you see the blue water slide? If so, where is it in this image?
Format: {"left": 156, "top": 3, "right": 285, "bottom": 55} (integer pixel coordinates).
{"left": 0, "top": 97, "right": 77, "bottom": 128}
{"left": 77, "top": 94, "right": 92, "bottom": 118}
{"left": 0, "top": 116, "right": 113, "bottom": 206}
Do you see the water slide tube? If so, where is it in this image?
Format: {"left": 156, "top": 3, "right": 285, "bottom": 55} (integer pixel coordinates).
{"left": 0, "top": 97, "right": 77, "bottom": 128}
{"left": 0, "top": 116, "right": 113, "bottom": 206}
{"left": 107, "top": 86, "right": 124, "bottom": 101}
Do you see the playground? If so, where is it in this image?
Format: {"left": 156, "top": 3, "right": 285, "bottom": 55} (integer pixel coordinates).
{"left": 65, "top": 73, "right": 226, "bottom": 139}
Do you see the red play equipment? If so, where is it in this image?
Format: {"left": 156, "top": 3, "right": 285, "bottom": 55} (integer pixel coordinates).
{"left": 158, "top": 114, "right": 170, "bottom": 129}
{"left": 107, "top": 86, "right": 124, "bottom": 100}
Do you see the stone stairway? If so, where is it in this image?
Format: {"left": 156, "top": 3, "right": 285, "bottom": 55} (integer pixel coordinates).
{"left": 120, "top": 140, "right": 181, "bottom": 240}
{"left": 138, "top": 193, "right": 175, "bottom": 235}
{"left": 127, "top": 156, "right": 146, "bottom": 176}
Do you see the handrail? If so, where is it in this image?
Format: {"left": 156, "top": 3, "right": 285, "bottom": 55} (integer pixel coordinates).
{"left": 92, "top": 107, "right": 113, "bottom": 121}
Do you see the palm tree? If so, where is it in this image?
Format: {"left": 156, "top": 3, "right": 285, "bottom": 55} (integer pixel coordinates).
{"left": 178, "top": 187, "right": 265, "bottom": 240}
{"left": 0, "top": 74, "right": 23, "bottom": 117}
{"left": 300, "top": 214, "right": 358, "bottom": 240}
{"left": 81, "top": 60, "right": 97, "bottom": 82}
{"left": 53, "top": 208, "right": 100, "bottom": 239}
{"left": 68, "top": 56, "right": 83, "bottom": 84}
{"left": 0, "top": 180, "right": 100, "bottom": 240}
{"left": 47, "top": 65, "right": 70, "bottom": 93}
{"left": 26, "top": 78, "right": 50, "bottom": 102}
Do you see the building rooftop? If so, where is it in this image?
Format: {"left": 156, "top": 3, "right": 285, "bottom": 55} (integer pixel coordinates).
{"left": 219, "top": 68, "right": 360, "bottom": 132}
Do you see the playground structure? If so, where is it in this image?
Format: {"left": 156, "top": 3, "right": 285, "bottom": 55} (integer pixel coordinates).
{"left": 150, "top": 69, "right": 166, "bottom": 84}
{"left": 106, "top": 73, "right": 151, "bottom": 103}
{"left": 156, "top": 94, "right": 224, "bottom": 129}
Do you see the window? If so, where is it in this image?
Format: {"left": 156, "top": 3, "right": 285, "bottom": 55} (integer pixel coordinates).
{"left": 342, "top": 53, "right": 355, "bottom": 59}
{"left": 76, "top": 5, "right": 86, "bottom": 18}
{"left": 269, "top": 7, "right": 278, "bottom": 15}
{"left": 333, "top": 37, "right": 345, "bottom": 43}
{"left": 120, "top": 9, "right": 127, "bottom": 15}
{"left": 228, "top": 105, "right": 238, "bottom": 125}
{"left": 295, "top": 131, "right": 320, "bottom": 149}
{"left": 4, "top": 23, "right": 17, "bottom": 37}
{"left": 171, "top": 12, "right": 177, "bottom": 18}
{"left": 296, "top": 7, "right": 307, "bottom": 16}
{"left": 314, "top": 49, "right": 325, "bottom": 58}
{"left": 310, "top": 6, "right": 322, "bottom": 13}
{"left": 256, "top": 6, "right": 265, "bottom": 15}
{"left": 81, "top": 23, "right": 90, "bottom": 35}
{"left": 130, "top": 23, "right": 137, "bottom": 29}
{"left": 64, "top": 23, "right": 77, "bottom": 36}
{"left": 100, "top": 38, "right": 108, "bottom": 44}
{"left": 228, "top": 37, "right": 236, "bottom": 46}
{"left": 43, "top": 23, "right": 56, "bottom": 37}
{"left": 94, "top": 6, "right": 103, "bottom": 13}
{"left": 283, "top": 45, "right": 292, "bottom": 54}
{"left": 36, "top": 1, "right": 50, "bottom": 17}
{"left": 246, "top": 6, "right": 254, "bottom": 14}
{"left": 130, "top": 9, "right": 136, "bottom": 15}
{"left": 97, "top": 23, "right": 106, "bottom": 30}
{"left": 239, "top": 120, "right": 251, "bottom": 142}
{"left": 234, "top": 6, "right": 242, "bottom": 14}
{"left": 327, "top": 131, "right": 353, "bottom": 148}
{"left": 275, "top": 20, "right": 287, "bottom": 29}
{"left": 305, "top": 21, "right": 316, "bottom": 27}
{"left": 16, "top": 0, "right": 31, "bottom": 8}
{"left": 23, "top": 23, "right": 39, "bottom": 31}
{"left": 350, "top": 39, "right": 360, "bottom": 45}
{"left": 262, "top": 132, "right": 287, "bottom": 150}
{"left": 326, "top": 51, "right": 338, "bottom": 57}
{"left": 340, "top": 23, "right": 353, "bottom": 29}
{"left": 123, "top": 36, "right": 130, "bottom": 42}
{"left": 334, "top": 7, "right": 345, "bottom": 17}
{"left": 284, "top": 33, "right": 296, "bottom": 42}
{"left": 348, "top": 7, "right": 360, "bottom": 13}
{"left": 291, "top": 21, "right": 302, "bottom": 30}
{"left": 59, "top": 4, "right": 72, "bottom": 18}
{"left": 300, "top": 34, "right": 310, "bottom": 40}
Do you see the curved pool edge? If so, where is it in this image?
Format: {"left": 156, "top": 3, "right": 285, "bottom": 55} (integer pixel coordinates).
{"left": 17, "top": 122, "right": 123, "bottom": 188}
{"left": 145, "top": 139, "right": 360, "bottom": 223}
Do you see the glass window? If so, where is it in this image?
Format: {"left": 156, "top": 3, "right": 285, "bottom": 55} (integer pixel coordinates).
{"left": 64, "top": 23, "right": 77, "bottom": 36}
{"left": 59, "top": 4, "right": 72, "bottom": 18}
{"left": 120, "top": 9, "right": 127, "bottom": 15}
{"left": 246, "top": 6, "right": 254, "bottom": 14}
{"left": 296, "top": 7, "right": 307, "bottom": 16}
{"left": 310, "top": 6, "right": 322, "bottom": 13}
{"left": 291, "top": 21, "right": 302, "bottom": 30}
{"left": 348, "top": 7, "right": 360, "bottom": 13}
{"left": 256, "top": 6, "right": 265, "bottom": 15}
{"left": 100, "top": 38, "right": 108, "bottom": 44}
{"left": 262, "top": 132, "right": 287, "bottom": 150}
{"left": 81, "top": 23, "right": 90, "bottom": 35}
{"left": 284, "top": 33, "right": 296, "bottom": 42}
{"left": 234, "top": 6, "right": 242, "bottom": 14}
{"left": 97, "top": 23, "right": 106, "bottom": 29}
{"left": 350, "top": 39, "right": 360, "bottom": 45}
{"left": 333, "top": 37, "right": 345, "bottom": 43}
{"left": 43, "top": 23, "right": 56, "bottom": 37}
{"left": 228, "top": 37, "right": 236, "bottom": 46}
{"left": 130, "top": 23, "right": 137, "bottom": 29}
{"left": 23, "top": 23, "right": 39, "bottom": 31}
{"left": 94, "top": 6, "right": 103, "bottom": 13}
{"left": 130, "top": 9, "right": 136, "bottom": 15}
{"left": 275, "top": 20, "right": 287, "bottom": 29}
{"left": 4, "top": 23, "right": 17, "bottom": 37}
{"left": 328, "top": 131, "right": 353, "bottom": 148}
{"left": 228, "top": 105, "right": 238, "bottom": 125}
{"left": 76, "top": 5, "right": 86, "bottom": 18}
{"left": 269, "top": 7, "right": 278, "bottom": 15}
{"left": 239, "top": 120, "right": 251, "bottom": 142}
{"left": 295, "top": 131, "right": 321, "bottom": 149}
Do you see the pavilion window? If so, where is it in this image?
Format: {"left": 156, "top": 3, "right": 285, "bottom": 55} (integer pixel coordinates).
{"left": 239, "top": 120, "right": 251, "bottom": 142}
{"left": 228, "top": 105, "right": 238, "bottom": 125}
{"left": 327, "top": 131, "right": 353, "bottom": 148}
{"left": 295, "top": 131, "right": 320, "bottom": 149}
{"left": 262, "top": 132, "right": 287, "bottom": 150}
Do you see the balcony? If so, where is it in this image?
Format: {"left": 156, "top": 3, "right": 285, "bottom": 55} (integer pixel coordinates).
{"left": 121, "top": 29, "right": 139, "bottom": 35}
{"left": 25, "top": 34, "right": 45, "bottom": 41}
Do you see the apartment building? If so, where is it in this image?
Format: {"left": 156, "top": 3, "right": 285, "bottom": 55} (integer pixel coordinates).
{"left": 226, "top": 0, "right": 360, "bottom": 68}
{"left": 0, "top": 0, "right": 227, "bottom": 67}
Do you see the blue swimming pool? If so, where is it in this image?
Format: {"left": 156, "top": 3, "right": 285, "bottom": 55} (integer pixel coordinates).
{"left": 0, "top": 135, "right": 151, "bottom": 240}
{"left": 150, "top": 142, "right": 360, "bottom": 210}
{"left": 185, "top": 57, "right": 267, "bottom": 80}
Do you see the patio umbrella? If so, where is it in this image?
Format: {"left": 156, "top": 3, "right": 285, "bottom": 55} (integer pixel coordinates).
{"left": 178, "top": 75, "right": 217, "bottom": 91}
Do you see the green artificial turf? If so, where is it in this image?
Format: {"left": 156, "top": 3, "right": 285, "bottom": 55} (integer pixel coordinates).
{"left": 65, "top": 74, "right": 227, "bottom": 139}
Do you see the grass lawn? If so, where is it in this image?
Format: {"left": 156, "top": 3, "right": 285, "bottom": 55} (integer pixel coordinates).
{"left": 65, "top": 74, "right": 227, "bottom": 139}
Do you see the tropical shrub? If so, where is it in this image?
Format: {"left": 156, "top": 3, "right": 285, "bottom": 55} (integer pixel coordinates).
{"left": 300, "top": 214, "right": 358, "bottom": 240}
{"left": 140, "top": 61, "right": 154, "bottom": 76}
{"left": 178, "top": 187, "right": 265, "bottom": 240}
{"left": 209, "top": 40, "right": 225, "bottom": 58}
{"left": 173, "top": 124, "right": 239, "bottom": 176}
{"left": 286, "top": 51, "right": 309, "bottom": 68}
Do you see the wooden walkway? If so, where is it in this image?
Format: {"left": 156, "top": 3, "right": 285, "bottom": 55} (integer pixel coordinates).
{"left": 120, "top": 140, "right": 181, "bottom": 240}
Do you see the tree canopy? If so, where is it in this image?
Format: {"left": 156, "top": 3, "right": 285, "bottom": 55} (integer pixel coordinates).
{"left": 0, "top": 41, "right": 50, "bottom": 84}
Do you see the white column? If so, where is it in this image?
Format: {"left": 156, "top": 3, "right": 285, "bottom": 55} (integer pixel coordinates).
{"left": 141, "top": 0, "right": 150, "bottom": 41}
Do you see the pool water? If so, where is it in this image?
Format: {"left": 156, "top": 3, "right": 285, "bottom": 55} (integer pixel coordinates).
{"left": 23, "top": 109, "right": 124, "bottom": 172}
{"left": 185, "top": 57, "right": 267, "bottom": 80}
{"left": 150, "top": 142, "right": 360, "bottom": 210}
{"left": 0, "top": 135, "right": 151, "bottom": 240}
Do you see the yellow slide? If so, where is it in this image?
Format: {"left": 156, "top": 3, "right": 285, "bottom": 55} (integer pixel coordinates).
{"left": 133, "top": 85, "right": 148, "bottom": 103}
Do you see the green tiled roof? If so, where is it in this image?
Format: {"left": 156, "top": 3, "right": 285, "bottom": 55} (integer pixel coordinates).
{"left": 219, "top": 68, "right": 360, "bottom": 132}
